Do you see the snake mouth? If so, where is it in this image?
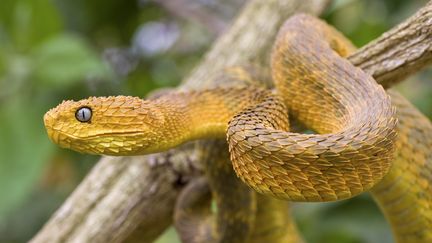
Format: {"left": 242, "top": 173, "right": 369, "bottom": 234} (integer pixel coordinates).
{"left": 55, "top": 129, "right": 144, "bottom": 141}
{"left": 45, "top": 126, "right": 144, "bottom": 146}
{"left": 45, "top": 127, "right": 60, "bottom": 144}
{"left": 76, "top": 131, "right": 145, "bottom": 139}
{"left": 47, "top": 128, "right": 149, "bottom": 156}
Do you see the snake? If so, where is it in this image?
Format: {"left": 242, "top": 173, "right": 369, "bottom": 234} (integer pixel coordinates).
{"left": 43, "top": 14, "right": 432, "bottom": 242}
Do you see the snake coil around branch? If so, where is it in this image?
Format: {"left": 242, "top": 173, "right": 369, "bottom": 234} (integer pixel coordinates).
{"left": 38, "top": 0, "right": 430, "bottom": 242}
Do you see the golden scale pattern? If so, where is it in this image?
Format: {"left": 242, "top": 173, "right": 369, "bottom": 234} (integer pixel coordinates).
{"left": 227, "top": 15, "right": 397, "bottom": 202}
{"left": 44, "top": 14, "right": 432, "bottom": 242}
{"left": 371, "top": 90, "right": 432, "bottom": 242}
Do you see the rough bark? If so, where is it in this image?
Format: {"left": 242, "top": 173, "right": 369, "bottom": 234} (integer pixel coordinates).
{"left": 31, "top": 0, "right": 330, "bottom": 242}
{"left": 30, "top": 145, "right": 204, "bottom": 243}
{"left": 31, "top": 0, "right": 432, "bottom": 242}
{"left": 349, "top": 0, "right": 432, "bottom": 88}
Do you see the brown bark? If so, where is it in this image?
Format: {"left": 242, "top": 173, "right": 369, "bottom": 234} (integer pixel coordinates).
{"left": 31, "top": 0, "right": 432, "bottom": 242}
{"left": 349, "top": 0, "right": 432, "bottom": 88}
{"left": 30, "top": 145, "right": 203, "bottom": 243}
{"left": 30, "top": 0, "right": 330, "bottom": 242}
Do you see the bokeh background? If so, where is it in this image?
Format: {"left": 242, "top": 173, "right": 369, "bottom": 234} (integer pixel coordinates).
{"left": 0, "top": 0, "right": 431, "bottom": 242}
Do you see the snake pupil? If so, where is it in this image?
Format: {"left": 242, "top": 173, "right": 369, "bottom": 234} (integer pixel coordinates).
{"left": 75, "top": 107, "right": 92, "bottom": 123}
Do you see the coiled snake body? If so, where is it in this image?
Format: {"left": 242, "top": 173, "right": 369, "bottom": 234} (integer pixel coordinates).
{"left": 44, "top": 15, "right": 431, "bottom": 242}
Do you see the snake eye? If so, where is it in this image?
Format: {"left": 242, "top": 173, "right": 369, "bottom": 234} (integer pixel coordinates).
{"left": 75, "top": 107, "right": 92, "bottom": 123}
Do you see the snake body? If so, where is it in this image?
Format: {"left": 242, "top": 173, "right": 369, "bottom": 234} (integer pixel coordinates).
{"left": 43, "top": 14, "right": 432, "bottom": 242}
{"left": 371, "top": 90, "right": 432, "bottom": 242}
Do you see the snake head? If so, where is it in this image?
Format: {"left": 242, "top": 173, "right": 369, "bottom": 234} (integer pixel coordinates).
{"left": 44, "top": 96, "right": 167, "bottom": 155}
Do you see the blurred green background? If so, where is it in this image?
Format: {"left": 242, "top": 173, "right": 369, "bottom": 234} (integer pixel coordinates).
{"left": 0, "top": 0, "right": 430, "bottom": 242}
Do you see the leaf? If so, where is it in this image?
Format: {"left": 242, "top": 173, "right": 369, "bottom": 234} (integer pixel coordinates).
{"left": 155, "top": 227, "right": 180, "bottom": 243}
{"left": 0, "top": 97, "right": 53, "bottom": 219}
{"left": 0, "top": 0, "right": 63, "bottom": 51}
{"left": 31, "top": 33, "right": 113, "bottom": 87}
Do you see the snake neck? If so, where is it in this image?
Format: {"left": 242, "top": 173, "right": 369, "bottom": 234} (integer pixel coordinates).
{"left": 43, "top": 86, "right": 274, "bottom": 156}
{"left": 150, "top": 87, "right": 271, "bottom": 152}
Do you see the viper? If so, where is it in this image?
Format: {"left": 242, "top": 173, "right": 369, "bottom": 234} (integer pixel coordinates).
{"left": 44, "top": 14, "right": 431, "bottom": 242}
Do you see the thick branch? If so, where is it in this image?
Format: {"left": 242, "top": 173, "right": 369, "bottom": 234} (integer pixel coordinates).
{"left": 30, "top": 1, "right": 330, "bottom": 242}
{"left": 30, "top": 145, "right": 202, "bottom": 243}
{"left": 31, "top": 1, "right": 432, "bottom": 242}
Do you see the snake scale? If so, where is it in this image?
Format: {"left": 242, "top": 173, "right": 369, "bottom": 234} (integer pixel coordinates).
{"left": 44, "top": 14, "right": 431, "bottom": 242}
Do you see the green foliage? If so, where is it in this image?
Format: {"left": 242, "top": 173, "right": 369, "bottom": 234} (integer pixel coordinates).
{"left": 295, "top": 195, "right": 392, "bottom": 243}
{"left": 0, "top": 0, "right": 430, "bottom": 242}
{"left": 0, "top": 97, "right": 52, "bottom": 219}
{"left": 0, "top": 0, "right": 62, "bottom": 51}
{"left": 31, "top": 34, "right": 112, "bottom": 87}
{"left": 0, "top": 0, "right": 113, "bottom": 234}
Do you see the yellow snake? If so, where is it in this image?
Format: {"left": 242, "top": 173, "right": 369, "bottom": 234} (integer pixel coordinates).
{"left": 43, "top": 14, "right": 432, "bottom": 242}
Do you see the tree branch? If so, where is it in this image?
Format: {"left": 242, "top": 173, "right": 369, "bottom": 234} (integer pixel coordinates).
{"left": 30, "top": 145, "right": 202, "bottom": 243}
{"left": 349, "top": 0, "right": 432, "bottom": 88}
{"left": 31, "top": 0, "right": 432, "bottom": 242}
{"left": 30, "top": 0, "right": 330, "bottom": 242}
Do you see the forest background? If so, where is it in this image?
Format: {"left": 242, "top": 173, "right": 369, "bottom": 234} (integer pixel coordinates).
{"left": 0, "top": 0, "right": 430, "bottom": 242}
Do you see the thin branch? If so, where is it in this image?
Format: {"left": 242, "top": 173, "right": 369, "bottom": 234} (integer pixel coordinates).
{"left": 349, "top": 0, "right": 432, "bottom": 88}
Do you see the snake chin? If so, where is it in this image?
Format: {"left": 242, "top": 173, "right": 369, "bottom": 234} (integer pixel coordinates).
{"left": 44, "top": 124, "right": 152, "bottom": 155}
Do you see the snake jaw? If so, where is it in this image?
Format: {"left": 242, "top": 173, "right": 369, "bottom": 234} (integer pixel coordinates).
{"left": 43, "top": 96, "right": 176, "bottom": 155}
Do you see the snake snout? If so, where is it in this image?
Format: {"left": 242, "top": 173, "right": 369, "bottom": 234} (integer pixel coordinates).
{"left": 43, "top": 109, "right": 57, "bottom": 130}
{"left": 44, "top": 114, "right": 54, "bottom": 140}
{"left": 44, "top": 110, "right": 61, "bottom": 145}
